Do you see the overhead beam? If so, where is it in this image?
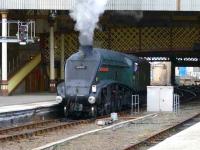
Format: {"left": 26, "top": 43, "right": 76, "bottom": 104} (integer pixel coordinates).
{"left": 132, "top": 50, "right": 200, "bottom": 58}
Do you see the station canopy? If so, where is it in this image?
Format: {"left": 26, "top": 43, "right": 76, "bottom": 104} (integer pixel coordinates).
{"left": 0, "top": 0, "right": 200, "bottom": 11}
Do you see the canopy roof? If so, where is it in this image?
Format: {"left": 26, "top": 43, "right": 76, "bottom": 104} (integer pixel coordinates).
{"left": 0, "top": 0, "right": 199, "bottom": 11}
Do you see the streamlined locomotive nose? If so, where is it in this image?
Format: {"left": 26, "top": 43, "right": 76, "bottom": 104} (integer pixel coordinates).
{"left": 65, "top": 85, "right": 90, "bottom": 105}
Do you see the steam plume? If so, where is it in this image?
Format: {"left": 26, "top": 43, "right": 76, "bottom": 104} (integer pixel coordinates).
{"left": 70, "top": 0, "right": 108, "bottom": 46}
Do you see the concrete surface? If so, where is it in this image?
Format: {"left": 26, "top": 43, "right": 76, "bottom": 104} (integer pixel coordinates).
{"left": 0, "top": 93, "right": 56, "bottom": 106}
{"left": 0, "top": 93, "right": 59, "bottom": 113}
{"left": 149, "top": 122, "right": 200, "bottom": 150}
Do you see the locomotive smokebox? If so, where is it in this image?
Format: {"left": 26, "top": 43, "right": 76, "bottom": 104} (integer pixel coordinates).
{"left": 79, "top": 45, "right": 93, "bottom": 56}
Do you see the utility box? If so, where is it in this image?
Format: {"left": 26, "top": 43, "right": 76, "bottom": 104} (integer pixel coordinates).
{"left": 147, "top": 86, "right": 174, "bottom": 112}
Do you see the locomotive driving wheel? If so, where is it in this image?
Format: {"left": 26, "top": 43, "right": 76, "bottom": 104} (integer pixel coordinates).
{"left": 101, "top": 86, "right": 112, "bottom": 115}
{"left": 110, "top": 84, "right": 123, "bottom": 112}
{"left": 116, "top": 85, "right": 123, "bottom": 112}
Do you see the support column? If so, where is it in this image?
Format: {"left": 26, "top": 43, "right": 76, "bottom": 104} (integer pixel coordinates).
{"left": 166, "top": 62, "right": 172, "bottom": 86}
{"left": 60, "top": 34, "right": 65, "bottom": 80}
{"left": 1, "top": 12, "right": 8, "bottom": 96}
{"left": 49, "top": 24, "right": 56, "bottom": 92}
{"left": 171, "top": 58, "right": 176, "bottom": 86}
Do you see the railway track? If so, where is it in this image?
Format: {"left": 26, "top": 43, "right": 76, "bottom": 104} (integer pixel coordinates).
{"left": 0, "top": 111, "right": 132, "bottom": 142}
{"left": 124, "top": 113, "right": 200, "bottom": 150}
{"left": 0, "top": 118, "right": 94, "bottom": 142}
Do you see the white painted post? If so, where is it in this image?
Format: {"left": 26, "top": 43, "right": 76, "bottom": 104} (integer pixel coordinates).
{"left": 2, "top": 13, "right": 7, "bottom": 81}
{"left": 1, "top": 12, "right": 8, "bottom": 95}
{"left": 60, "top": 34, "right": 65, "bottom": 80}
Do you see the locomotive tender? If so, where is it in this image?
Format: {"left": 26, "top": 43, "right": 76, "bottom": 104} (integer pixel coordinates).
{"left": 57, "top": 45, "right": 150, "bottom": 117}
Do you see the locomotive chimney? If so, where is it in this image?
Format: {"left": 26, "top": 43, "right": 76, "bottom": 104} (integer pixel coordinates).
{"left": 79, "top": 45, "right": 93, "bottom": 56}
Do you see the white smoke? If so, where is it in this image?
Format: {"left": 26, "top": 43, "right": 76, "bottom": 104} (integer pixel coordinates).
{"left": 70, "top": 0, "right": 108, "bottom": 46}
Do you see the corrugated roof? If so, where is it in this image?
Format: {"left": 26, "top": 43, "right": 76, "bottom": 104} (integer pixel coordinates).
{"left": 181, "top": 0, "right": 200, "bottom": 11}
{"left": 0, "top": 0, "right": 198, "bottom": 11}
{"left": 0, "top": 0, "right": 74, "bottom": 10}
{"left": 107, "top": 0, "right": 176, "bottom": 11}
{"left": 0, "top": 0, "right": 176, "bottom": 10}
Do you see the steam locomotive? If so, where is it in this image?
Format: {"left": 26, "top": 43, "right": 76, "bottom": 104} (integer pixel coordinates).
{"left": 56, "top": 46, "right": 150, "bottom": 117}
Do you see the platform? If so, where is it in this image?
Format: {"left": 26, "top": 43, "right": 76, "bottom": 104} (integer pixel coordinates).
{"left": 0, "top": 93, "right": 59, "bottom": 114}
{"left": 149, "top": 122, "right": 200, "bottom": 150}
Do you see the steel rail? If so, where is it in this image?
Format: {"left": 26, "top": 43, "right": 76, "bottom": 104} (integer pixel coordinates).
{"left": 124, "top": 113, "right": 200, "bottom": 150}
{"left": 0, "top": 119, "right": 60, "bottom": 135}
{"left": 0, "top": 104, "right": 152, "bottom": 145}
{"left": 0, "top": 110, "right": 133, "bottom": 142}
{"left": 0, "top": 119, "right": 93, "bottom": 142}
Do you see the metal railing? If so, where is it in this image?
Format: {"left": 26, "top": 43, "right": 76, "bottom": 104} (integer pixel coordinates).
{"left": 0, "top": 20, "right": 36, "bottom": 44}
{"left": 173, "top": 94, "right": 180, "bottom": 113}
{"left": 131, "top": 95, "right": 140, "bottom": 115}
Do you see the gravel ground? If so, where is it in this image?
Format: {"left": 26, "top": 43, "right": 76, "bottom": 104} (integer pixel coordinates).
{"left": 1, "top": 100, "right": 200, "bottom": 150}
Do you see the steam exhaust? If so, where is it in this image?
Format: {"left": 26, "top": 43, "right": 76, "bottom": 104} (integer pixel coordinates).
{"left": 79, "top": 45, "right": 93, "bottom": 55}
{"left": 70, "top": 0, "right": 108, "bottom": 53}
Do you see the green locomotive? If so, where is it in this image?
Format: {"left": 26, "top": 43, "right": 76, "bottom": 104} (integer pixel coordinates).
{"left": 57, "top": 46, "right": 150, "bottom": 117}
